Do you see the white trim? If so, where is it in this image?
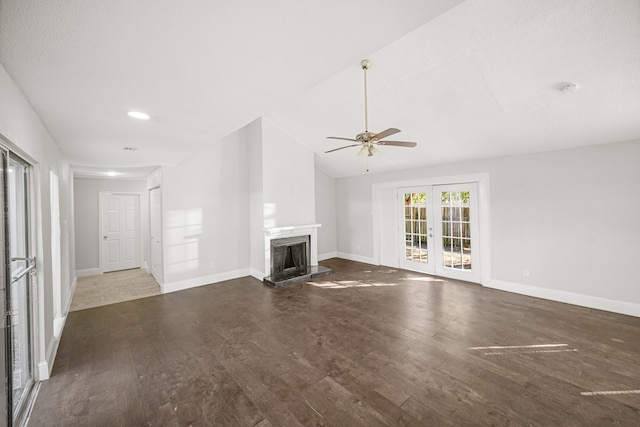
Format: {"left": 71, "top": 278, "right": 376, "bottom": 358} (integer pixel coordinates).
{"left": 336, "top": 252, "right": 377, "bottom": 265}
{"left": 162, "top": 268, "right": 250, "bottom": 294}
{"left": 76, "top": 268, "right": 100, "bottom": 277}
{"left": 38, "top": 361, "right": 49, "bottom": 381}
{"left": 264, "top": 223, "right": 322, "bottom": 236}
{"left": 488, "top": 280, "right": 640, "bottom": 318}
{"left": 318, "top": 251, "right": 338, "bottom": 261}
{"left": 39, "top": 276, "right": 77, "bottom": 380}
{"left": 65, "top": 276, "right": 77, "bottom": 315}
{"left": 250, "top": 268, "right": 264, "bottom": 281}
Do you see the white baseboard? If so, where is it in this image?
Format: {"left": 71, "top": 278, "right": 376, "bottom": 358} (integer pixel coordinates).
{"left": 39, "top": 276, "right": 78, "bottom": 381}
{"left": 38, "top": 361, "right": 49, "bottom": 381}
{"left": 488, "top": 280, "right": 640, "bottom": 318}
{"left": 318, "top": 251, "right": 338, "bottom": 261}
{"left": 336, "top": 252, "right": 377, "bottom": 265}
{"left": 76, "top": 268, "right": 100, "bottom": 277}
{"left": 162, "top": 268, "right": 251, "bottom": 294}
{"left": 250, "top": 269, "right": 264, "bottom": 281}
{"left": 65, "top": 277, "right": 77, "bottom": 314}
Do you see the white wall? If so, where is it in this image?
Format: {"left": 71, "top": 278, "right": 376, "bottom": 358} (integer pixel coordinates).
{"left": 73, "top": 177, "right": 149, "bottom": 275}
{"left": 314, "top": 167, "right": 337, "bottom": 259}
{"left": 261, "top": 118, "right": 315, "bottom": 228}
{"left": 0, "top": 63, "right": 75, "bottom": 377}
{"left": 161, "top": 126, "right": 251, "bottom": 292}
{"left": 335, "top": 139, "right": 640, "bottom": 316}
{"left": 247, "top": 119, "right": 265, "bottom": 277}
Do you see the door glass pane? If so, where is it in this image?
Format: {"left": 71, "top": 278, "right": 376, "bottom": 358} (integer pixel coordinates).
{"left": 403, "top": 192, "right": 428, "bottom": 264}
{"left": 441, "top": 191, "right": 472, "bottom": 270}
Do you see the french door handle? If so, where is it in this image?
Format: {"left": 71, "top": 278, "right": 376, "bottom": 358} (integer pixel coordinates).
{"left": 11, "top": 264, "right": 36, "bottom": 283}
{"left": 11, "top": 258, "right": 36, "bottom": 284}
{"left": 11, "top": 256, "right": 35, "bottom": 262}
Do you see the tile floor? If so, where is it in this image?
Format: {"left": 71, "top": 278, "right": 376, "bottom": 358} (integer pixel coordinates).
{"left": 70, "top": 268, "right": 161, "bottom": 311}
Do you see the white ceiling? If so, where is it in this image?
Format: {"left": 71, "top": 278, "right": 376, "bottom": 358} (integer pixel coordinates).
{"left": 1, "top": 0, "right": 639, "bottom": 178}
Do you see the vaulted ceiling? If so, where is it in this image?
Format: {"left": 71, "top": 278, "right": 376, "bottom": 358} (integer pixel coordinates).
{"left": 1, "top": 0, "right": 639, "bottom": 178}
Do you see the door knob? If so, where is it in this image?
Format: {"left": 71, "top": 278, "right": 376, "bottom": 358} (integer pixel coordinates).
{"left": 103, "top": 236, "right": 107, "bottom": 239}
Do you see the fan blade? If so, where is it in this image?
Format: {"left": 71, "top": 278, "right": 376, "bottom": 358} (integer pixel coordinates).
{"left": 325, "top": 144, "right": 360, "bottom": 153}
{"left": 376, "top": 140, "right": 417, "bottom": 148}
{"left": 327, "top": 136, "right": 358, "bottom": 142}
{"left": 371, "top": 128, "right": 400, "bottom": 141}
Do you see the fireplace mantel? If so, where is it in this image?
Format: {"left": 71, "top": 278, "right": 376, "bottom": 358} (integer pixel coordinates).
{"left": 264, "top": 223, "right": 322, "bottom": 237}
{"left": 263, "top": 224, "right": 321, "bottom": 278}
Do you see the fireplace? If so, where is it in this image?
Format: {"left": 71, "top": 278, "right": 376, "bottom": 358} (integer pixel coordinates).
{"left": 270, "top": 235, "right": 310, "bottom": 276}
{"left": 262, "top": 224, "right": 332, "bottom": 287}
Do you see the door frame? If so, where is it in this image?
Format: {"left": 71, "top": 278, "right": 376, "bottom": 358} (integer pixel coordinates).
{"left": 148, "top": 186, "right": 163, "bottom": 285}
{"left": 372, "top": 173, "right": 492, "bottom": 285}
{"left": 98, "top": 191, "right": 142, "bottom": 274}
{"left": 0, "top": 139, "right": 40, "bottom": 427}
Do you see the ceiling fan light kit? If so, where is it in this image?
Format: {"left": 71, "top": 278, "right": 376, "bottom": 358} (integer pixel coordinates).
{"left": 326, "top": 59, "right": 417, "bottom": 157}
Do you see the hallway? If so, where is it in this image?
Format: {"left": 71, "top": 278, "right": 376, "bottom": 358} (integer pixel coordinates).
{"left": 70, "top": 269, "right": 161, "bottom": 312}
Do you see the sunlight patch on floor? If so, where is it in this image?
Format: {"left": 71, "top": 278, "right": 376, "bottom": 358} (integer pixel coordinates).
{"left": 468, "top": 343, "right": 579, "bottom": 356}
{"left": 310, "top": 280, "right": 399, "bottom": 289}
{"left": 401, "top": 276, "right": 446, "bottom": 282}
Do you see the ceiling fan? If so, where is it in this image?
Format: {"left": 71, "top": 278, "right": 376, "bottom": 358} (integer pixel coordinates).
{"left": 326, "top": 59, "right": 417, "bottom": 157}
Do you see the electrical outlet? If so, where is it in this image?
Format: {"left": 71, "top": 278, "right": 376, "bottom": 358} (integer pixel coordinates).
{"left": 522, "top": 269, "right": 530, "bottom": 277}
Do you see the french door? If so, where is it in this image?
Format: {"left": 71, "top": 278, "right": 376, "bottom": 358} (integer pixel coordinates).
{"left": 1, "top": 147, "right": 36, "bottom": 426}
{"left": 399, "top": 183, "right": 480, "bottom": 283}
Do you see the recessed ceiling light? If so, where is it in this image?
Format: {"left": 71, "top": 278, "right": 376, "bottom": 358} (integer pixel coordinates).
{"left": 106, "top": 171, "right": 119, "bottom": 177}
{"left": 127, "top": 111, "right": 150, "bottom": 120}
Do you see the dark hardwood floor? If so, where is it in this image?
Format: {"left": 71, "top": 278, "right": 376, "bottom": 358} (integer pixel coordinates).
{"left": 29, "top": 258, "right": 640, "bottom": 426}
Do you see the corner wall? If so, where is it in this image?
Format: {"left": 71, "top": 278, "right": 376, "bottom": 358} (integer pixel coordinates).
{"left": 314, "top": 167, "right": 337, "bottom": 260}
{"left": 160, "top": 126, "right": 251, "bottom": 292}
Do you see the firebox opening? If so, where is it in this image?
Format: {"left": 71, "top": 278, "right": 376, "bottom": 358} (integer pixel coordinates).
{"left": 271, "top": 236, "right": 309, "bottom": 276}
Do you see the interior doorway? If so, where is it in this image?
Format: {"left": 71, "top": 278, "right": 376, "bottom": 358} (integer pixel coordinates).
{"left": 99, "top": 192, "right": 141, "bottom": 273}
{"left": 1, "top": 147, "right": 37, "bottom": 426}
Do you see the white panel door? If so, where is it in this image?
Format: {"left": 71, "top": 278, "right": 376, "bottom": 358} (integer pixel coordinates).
{"left": 149, "top": 187, "right": 163, "bottom": 284}
{"left": 101, "top": 193, "right": 141, "bottom": 272}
